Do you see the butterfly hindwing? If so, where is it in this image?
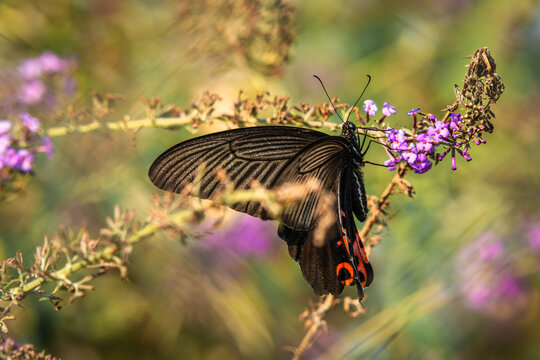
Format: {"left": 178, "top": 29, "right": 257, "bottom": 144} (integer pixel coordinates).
{"left": 279, "top": 223, "right": 346, "bottom": 296}
{"left": 276, "top": 137, "right": 369, "bottom": 296}
{"left": 337, "top": 160, "right": 373, "bottom": 299}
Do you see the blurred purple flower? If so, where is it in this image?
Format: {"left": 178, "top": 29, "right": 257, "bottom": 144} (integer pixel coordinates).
{"left": 363, "top": 100, "right": 377, "bottom": 116}
{"left": 17, "top": 58, "right": 43, "bottom": 79}
{"left": 0, "top": 134, "right": 11, "bottom": 153}
{"left": 527, "top": 224, "right": 540, "bottom": 251}
{"left": 0, "top": 120, "right": 12, "bottom": 134}
{"left": 456, "top": 231, "right": 530, "bottom": 316}
{"left": 18, "top": 80, "right": 45, "bottom": 104}
{"left": 2, "top": 148, "right": 19, "bottom": 168}
{"left": 1, "top": 148, "right": 34, "bottom": 172}
{"left": 205, "top": 215, "right": 273, "bottom": 256}
{"left": 496, "top": 273, "right": 522, "bottom": 298}
{"left": 382, "top": 102, "right": 397, "bottom": 117}
{"left": 36, "top": 137, "right": 54, "bottom": 159}
{"left": 466, "top": 285, "right": 490, "bottom": 307}
{"left": 17, "top": 149, "right": 34, "bottom": 172}
{"left": 21, "top": 113, "right": 40, "bottom": 133}
{"left": 39, "top": 51, "right": 66, "bottom": 72}
{"left": 64, "top": 77, "right": 77, "bottom": 94}
{"left": 406, "top": 108, "right": 420, "bottom": 116}
{"left": 478, "top": 240, "right": 503, "bottom": 261}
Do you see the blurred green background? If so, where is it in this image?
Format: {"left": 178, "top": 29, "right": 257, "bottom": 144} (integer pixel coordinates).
{"left": 1, "top": 0, "right": 540, "bottom": 359}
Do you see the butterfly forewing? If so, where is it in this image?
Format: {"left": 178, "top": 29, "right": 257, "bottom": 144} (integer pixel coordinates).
{"left": 274, "top": 137, "right": 349, "bottom": 230}
{"left": 148, "top": 126, "right": 328, "bottom": 219}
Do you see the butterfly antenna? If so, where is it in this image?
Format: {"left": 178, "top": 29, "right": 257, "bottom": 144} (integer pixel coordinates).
{"left": 313, "top": 75, "right": 344, "bottom": 123}
{"left": 345, "top": 74, "right": 371, "bottom": 123}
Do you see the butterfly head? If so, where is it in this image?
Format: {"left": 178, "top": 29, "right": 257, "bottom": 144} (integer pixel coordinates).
{"left": 341, "top": 121, "right": 357, "bottom": 140}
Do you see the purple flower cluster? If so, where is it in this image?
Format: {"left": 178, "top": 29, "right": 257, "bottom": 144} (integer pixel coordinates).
{"left": 384, "top": 110, "right": 474, "bottom": 173}
{"left": 456, "top": 231, "right": 527, "bottom": 316}
{"left": 384, "top": 126, "right": 434, "bottom": 174}
{"left": 362, "top": 99, "right": 397, "bottom": 118}
{"left": 16, "top": 51, "right": 76, "bottom": 106}
{"left": 0, "top": 114, "right": 53, "bottom": 174}
{"left": 527, "top": 223, "right": 540, "bottom": 252}
{"left": 204, "top": 215, "right": 275, "bottom": 257}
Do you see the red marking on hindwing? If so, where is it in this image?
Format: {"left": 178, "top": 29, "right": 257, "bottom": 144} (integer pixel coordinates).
{"left": 336, "top": 262, "right": 354, "bottom": 286}
{"left": 353, "top": 232, "right": 370, "bottom": 264}
{"left": 356, "top": 262, "right": 367, "bottom": 287}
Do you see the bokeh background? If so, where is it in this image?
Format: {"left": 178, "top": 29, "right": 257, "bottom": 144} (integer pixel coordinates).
{"left": 1, "top": 0, "right": 540, "bottom": 359}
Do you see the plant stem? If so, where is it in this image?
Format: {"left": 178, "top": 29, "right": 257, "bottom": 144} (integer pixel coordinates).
{"left": 46, "top": 116, "right": 193, "bottom": 137}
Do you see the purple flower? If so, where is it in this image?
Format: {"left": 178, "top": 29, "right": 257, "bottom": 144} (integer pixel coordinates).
{"left": 459, "top": 147, "right": 472, "bottom": 161}
{"left": 400, "top": 144, "right": 418, "bottom": 164}
{"left": 39, "top": 52, "right": 66, "bottom": 72}
{"left": 36, "top": 137, "right": 54, "bottom": 159}
{"left": 17, "top": 149, "right": 34, "bottom": 172}
{"left": 64, "top": 77, "right": 77, "bottom": 95}
{"left": 466, "top": 286, "right": 491, "bottom": 307}
{"left": 363, "top": 100, "right": 377, "bottom": 116}
{"left": 18, "top": 80, "right": 46, "bottom": 104}
{"left": 387, "top": 128, "right": 407, "bottom": 150}
{"left": 479, "top": 240, "right": 503, "bottom": 261}
{"left": 17, "top": 58, "right": 43, "bottom": 79}
{"left": 455, "top": 231, "right": 529, "bottom": 315}
{"left": 415, "top": 133, "right": 434, "bottom": 153}
{"left": 406, "top": 108, "right": 420, "bottom": 116}
{"left": 386, "top": 127, "right": 399, "bottom": 143}
{"left": 21, "top": 113, "right": 40, "bottom": 133}
{"left": 2, "top": 148, "right": 19, "bottom": 168}
{"left": 449, "top": 112, "right": 462, "bottom": 129}
{"left": 205, "top": 215, "right": 273, "bottom": 256}
{"left": 496, "top": 273, "right": 522, "bottom": 298}
{"left": 384, "top": 156, "right": 400, "bottom": 171}
{"left": 0, "top": 120, "right": 12, "bottom": 134}
{"left": 1, "top": 148, "right": 34, "bottom": 172}
{"left": 527, "top": 224, "right": 540, "bottom": 251}
{"left": 409, "top": 152, "right": 432, "bottom": 174}
{"left": 427, "top": 121, "right": 450, "bottom": 142}
{"left": 0, "top": 135, "right": 11, "bottom": 153}
{"left": 382, "top": 102, "right": 397, "bottom": 117}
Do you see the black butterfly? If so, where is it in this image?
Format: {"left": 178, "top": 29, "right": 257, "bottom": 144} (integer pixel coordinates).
{"left": 148, "top": 77, "right": 374, "bottom": 300}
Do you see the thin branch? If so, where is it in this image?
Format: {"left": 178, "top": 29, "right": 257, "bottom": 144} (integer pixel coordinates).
{"left": 46, "top": 115, "right": 195, "bottom": 137}
{"left": 290, "top": 295, "right": 336, "bottom": 360}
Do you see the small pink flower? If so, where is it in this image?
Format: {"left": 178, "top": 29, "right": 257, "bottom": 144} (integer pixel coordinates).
{"left": 363, "top": 100, "right": 378, "bottom": 116}
{"left": 18, "top": 80, "right": 45, "bottom": 104}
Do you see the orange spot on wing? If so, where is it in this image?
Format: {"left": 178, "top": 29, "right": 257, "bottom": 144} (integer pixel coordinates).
{"left": 357, "top": 263, "right": 367, "bottom": 287}
{"left": 353, "top": 232, "right": 370, "bottom": 264}
{"left": 337, "top": 262, "right": 354, "bottom": 286}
